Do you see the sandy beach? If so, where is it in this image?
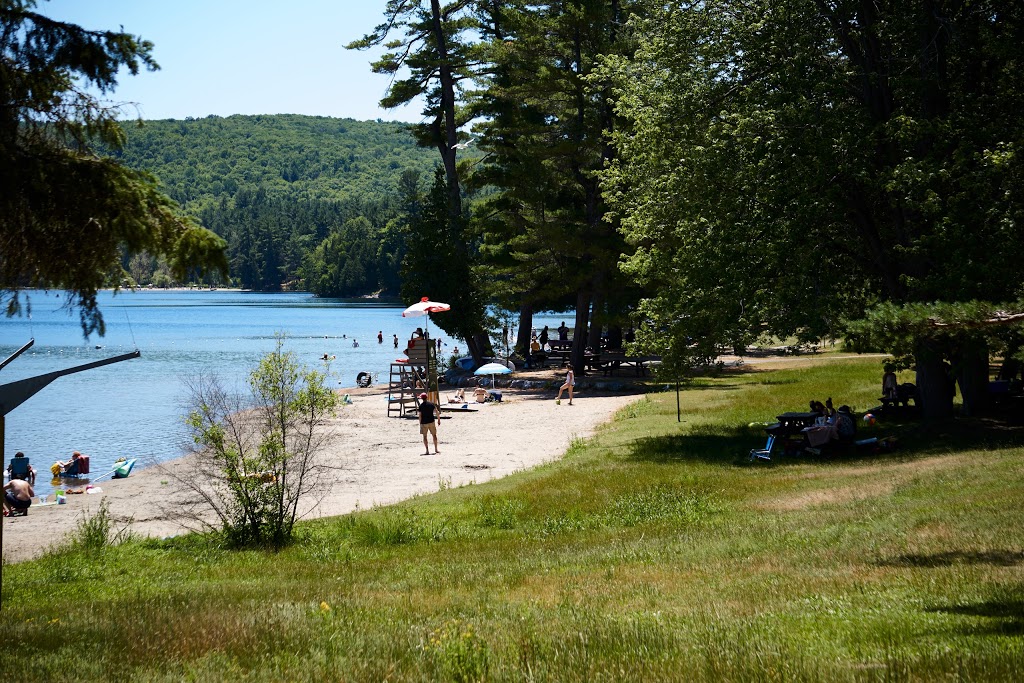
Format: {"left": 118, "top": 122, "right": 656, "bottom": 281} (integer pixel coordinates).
{"left": 2, "top": 385, "right": 641, "bottom": 564}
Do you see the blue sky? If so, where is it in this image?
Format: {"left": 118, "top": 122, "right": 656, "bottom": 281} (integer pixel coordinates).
{"left": 40, "top": 0, "right": 421, "bottom": 123}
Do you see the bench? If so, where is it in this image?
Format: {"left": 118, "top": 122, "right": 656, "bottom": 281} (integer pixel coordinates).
{"left": 599, "top": 353, "right": 659, "bottom": 376}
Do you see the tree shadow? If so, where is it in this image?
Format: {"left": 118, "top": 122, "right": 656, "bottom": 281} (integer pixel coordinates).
{"left": 627, "top": 428, "right": 768, "bottom": 467}
{"left": 878, "top": 550, "right": 1024, "bottom": 568}
{"left": 627, "top": 407, "right": 1024, "bottom": 469}
{"left": 925, "top": 595, "right": 1024, "bottom": 636}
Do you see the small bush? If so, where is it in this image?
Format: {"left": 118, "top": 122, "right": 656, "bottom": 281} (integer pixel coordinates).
{"left": 423, "top": 618, "right": 489, "bottom": 683}
{"left": 352, "top": 509, "right": 456, "bottom": 546}
{"left": 75, "top": 499, "right": 132, "bottom": 551}
{"left": 475, "top": 495, "right": 524, "bottom": 529}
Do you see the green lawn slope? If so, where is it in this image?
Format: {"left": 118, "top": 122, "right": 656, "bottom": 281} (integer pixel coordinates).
{"left": 3, "top": 357, "right": 1022, "bottom": 681}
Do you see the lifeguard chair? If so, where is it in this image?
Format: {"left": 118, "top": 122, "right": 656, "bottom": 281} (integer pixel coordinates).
{"left": 387, "top": 337, "right": 438, "bottom": 417}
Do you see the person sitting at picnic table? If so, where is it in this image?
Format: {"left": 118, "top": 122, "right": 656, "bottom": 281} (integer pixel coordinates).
{"left": 4, "top": 477, "right": 34, "bottom": 515}
{"left": 809, "top": 400, "right": 828, "bottom": 419}
{"left": 803, "top": 403, "right": 856, "bottom": 447}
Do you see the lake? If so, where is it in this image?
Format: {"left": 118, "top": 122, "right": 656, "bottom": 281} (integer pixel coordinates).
{"left": 2, "top": 289, "right": 568, "bottom": 497}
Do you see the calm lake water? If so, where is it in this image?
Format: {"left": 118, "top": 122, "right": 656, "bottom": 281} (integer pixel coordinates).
{"left": 0, "top": 290, "right": 467, "bottom": 496}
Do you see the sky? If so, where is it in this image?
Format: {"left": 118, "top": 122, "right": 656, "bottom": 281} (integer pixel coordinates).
{"left": 40, "top": 0, "right": 422, "bottom": 123}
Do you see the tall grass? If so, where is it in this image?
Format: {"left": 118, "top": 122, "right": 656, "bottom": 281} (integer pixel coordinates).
{"left": 2, "top": 357, "right": 1023, "bottom": 681}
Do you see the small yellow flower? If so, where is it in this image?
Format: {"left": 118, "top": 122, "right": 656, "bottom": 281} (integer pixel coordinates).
{"left": 319, "top": 601, "right": 331, "bottom": 612}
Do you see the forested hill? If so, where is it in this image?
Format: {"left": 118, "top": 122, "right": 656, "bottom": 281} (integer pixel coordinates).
{"left": 112, "top": 114, "right": 440, "bottom": 293}
{"left": 115, "top": 114, "right": 435, "bottom": 212}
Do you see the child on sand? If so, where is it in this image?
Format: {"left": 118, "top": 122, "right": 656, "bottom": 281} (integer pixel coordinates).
{"left": 556, "top": 363, "right": 574, "bottom": 405}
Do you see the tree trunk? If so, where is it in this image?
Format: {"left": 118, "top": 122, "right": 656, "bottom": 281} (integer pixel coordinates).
{"left": 429, "top": 0, "right": 463, "bottom": 223}
{"left": 587, "top": 293, "right": 604, "bottom": 350}
{"left": 516, "top": 304, "right": 533, "bottom": 358}
{"left": 955, "top": 338, "right": 990, "bottom": 417}
{"left": 473, "top": 332, "right": 494, "bottom": 358}
{"left": 915, "top": 338, "right": 955, "bottom": 421}
{"left": 607, "top": 325, "right": 622, "bottom": 350}
{"left": 465, "top": 335, "right": 485, "bottom": 366}
{"left": 570, "top": 290, "right": 591, "bottom": 374}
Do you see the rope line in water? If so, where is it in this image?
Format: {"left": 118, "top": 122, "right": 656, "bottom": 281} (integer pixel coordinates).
{"left": 122, "top": 298, "right": 139, "bottom": 350}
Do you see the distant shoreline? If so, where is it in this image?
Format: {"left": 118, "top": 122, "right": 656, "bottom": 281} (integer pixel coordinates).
{"left": 99, "top": 286, "right": 404, "bottom": 303}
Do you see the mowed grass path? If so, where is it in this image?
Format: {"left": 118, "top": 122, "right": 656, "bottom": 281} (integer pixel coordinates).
{"left": 3, "top": 358, "right": 1023, "bottom": 681}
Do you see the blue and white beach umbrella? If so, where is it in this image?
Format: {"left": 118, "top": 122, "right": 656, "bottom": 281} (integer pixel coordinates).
{"left": 474, "top": 362, "right": 512, "bottom": 387}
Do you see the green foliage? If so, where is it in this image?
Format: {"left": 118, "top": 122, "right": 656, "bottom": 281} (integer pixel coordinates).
{"left": 471, "top": 1, "right": 644, "bottom": 361}
{"left": 182, "top": 336, "right": 338, "bottom": 548}
{"left": 0, "top": 1, "right": 227, "bottom": 334}
{"left": 116, "top": 115, "right": 436, "bottom": 215}
{"left": 110, "top": 114, "right": 438, "bottom": 292}
{"left": 399, "top": 167, "right": 491, "bottom": 348}
{"left": 74, "top": 499, "right": 133, "bottom": 552}
{"left": 604, "top": 0, "right": 1024, "bottom": 370}
{"left": 423, "top": 618, "right": 490, "bottom": 683}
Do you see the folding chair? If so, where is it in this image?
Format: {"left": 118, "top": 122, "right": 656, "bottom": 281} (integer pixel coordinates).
{"left": 749, "top": 435, "right": 775, "bottom": 462}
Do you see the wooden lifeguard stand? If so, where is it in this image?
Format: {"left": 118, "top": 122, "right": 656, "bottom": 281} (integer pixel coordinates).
{"left": 387, "top": 337, "right": 439, "bottom": 417}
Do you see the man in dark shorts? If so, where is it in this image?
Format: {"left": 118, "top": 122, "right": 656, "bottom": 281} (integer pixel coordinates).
{"left": 417, "top": 392, "right": 440, "bottom": 455}
{"left": 4, "top": 477, "right": 34, "bottom": 515}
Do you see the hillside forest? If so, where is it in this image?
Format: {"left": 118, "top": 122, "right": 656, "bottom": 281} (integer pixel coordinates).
{"left": 111, "top": 115, "right": 440, "bottom": 296}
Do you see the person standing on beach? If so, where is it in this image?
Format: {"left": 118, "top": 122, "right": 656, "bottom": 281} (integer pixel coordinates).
{"left": 417, "top": 392, "right": 440, "bottom": 455}
{"left": 558, "top": 321, "right": 568, "bottom": 341}
{"left": 556, "top": 363, "right": 574, "bottom": 405}
{"left": 539, "top": 325, "right": 549, "bottom": 350}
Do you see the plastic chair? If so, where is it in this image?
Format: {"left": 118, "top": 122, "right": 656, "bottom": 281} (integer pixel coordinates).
{"left": 8, "top": 455, "right": 31, "bottom": 480}
{"left": 749, "top": 435, "right": 775, "bottom": 462}
{"left": 59, "top": 454, "right": 90, "bottom": 477}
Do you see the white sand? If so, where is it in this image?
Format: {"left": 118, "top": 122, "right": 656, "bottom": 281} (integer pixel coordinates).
{"left": 2, "top": 387, "right": 640, "bottom": 564}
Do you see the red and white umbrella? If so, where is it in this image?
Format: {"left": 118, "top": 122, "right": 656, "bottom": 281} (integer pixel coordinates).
{"left": 402, "top": 297, "right": 450, "bottom": 318}
{"left": 402, "top": 296, "right": 450, "bottom": 339}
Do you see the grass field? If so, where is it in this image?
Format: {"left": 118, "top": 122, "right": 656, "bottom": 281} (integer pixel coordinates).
{"left": 3, "top": 357, "right": 1023, "bottom": 681}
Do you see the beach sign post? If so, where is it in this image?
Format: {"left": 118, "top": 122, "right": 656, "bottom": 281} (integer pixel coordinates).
{"left": 0, "top": 340, "right": 140, "bottom": 612}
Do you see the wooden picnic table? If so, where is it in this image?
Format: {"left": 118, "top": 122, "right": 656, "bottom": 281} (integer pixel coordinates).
{"left": 598, "top": 352, "right": 660, "bottom": 376}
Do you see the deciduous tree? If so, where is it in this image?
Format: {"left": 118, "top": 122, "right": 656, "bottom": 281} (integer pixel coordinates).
{"left": 605, "top": 0, "right": 1024, "bottom": 413}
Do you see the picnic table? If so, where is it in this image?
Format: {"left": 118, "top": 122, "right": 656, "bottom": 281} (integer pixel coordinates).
{"left": 765, "top": 412, "right": 820, "bottom": 437}
{"left": 598, "top": 352, "right": 660, "bottom": 377}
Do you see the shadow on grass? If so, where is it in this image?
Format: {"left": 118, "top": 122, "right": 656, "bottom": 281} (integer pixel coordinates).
{"left": 629, "top": 407, "right": 1024, "bottom": 469}
{"left": 926, "top": 596, "right": 1024, "bottom": 636}
{"left": 627, "top": 428, "right": 761, "bottom": 467}
{"left": 879, "top": 550, "right": 1024, "bottom": 568}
